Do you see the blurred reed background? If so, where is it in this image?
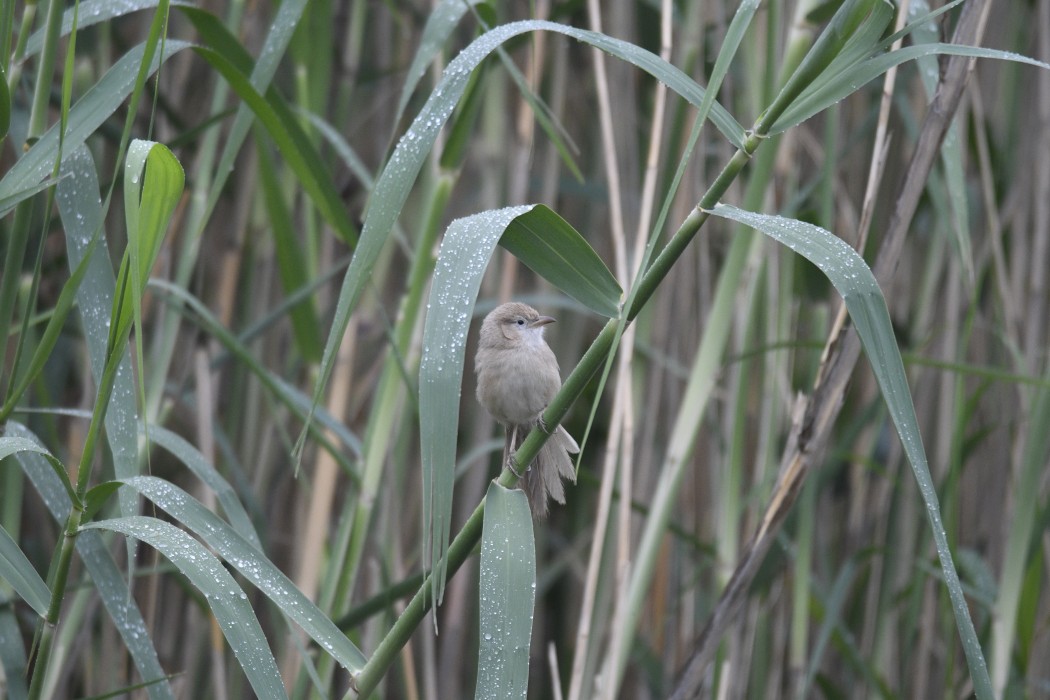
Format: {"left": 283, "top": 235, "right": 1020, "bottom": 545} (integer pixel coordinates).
{"left": 1, "top": 0, "right": 1048, "bottom": 697}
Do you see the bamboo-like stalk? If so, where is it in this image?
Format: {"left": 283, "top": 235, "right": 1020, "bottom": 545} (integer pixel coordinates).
{"left": 586, "top": 0, "right": 676, "bottom": 694}
{"left": 283, "top": 314, "right": 357, "bottom": 681}
{"left": 29, "top": 346, "right": 118, "bottom": 697}
{"left": 564, "top": 0, "right": 635, "bottom": 696}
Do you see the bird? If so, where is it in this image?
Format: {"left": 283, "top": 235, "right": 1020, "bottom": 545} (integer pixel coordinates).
{"left": 474, "top": 302, "right": 579, "bottom": 517}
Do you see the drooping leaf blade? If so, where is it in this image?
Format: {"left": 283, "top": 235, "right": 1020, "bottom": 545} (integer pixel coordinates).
{"left": 115, "top": 476, "right": 367, "bottom": 673}
{"left": 0, "top": 523, "right": 49, "bottom": 617}
{"left": 708, "top": 203, "right": 991, "bottom": 697}
{"left": 82, "top": 516, "right": 287, "bottom": 699}
{"left": 144, "top": 425, "right": 262, "bottom": 550}
{"left": 57, "top": 145, "right": 142, "bottom": 518}
{"left": 499, "top": 205, "right": 622, "bottom": 318}
{"left": 475, "top": 482, "right": 535, "bottom": 700}
{"left": 421, "top": 205, "right": 531, "bottom": 606}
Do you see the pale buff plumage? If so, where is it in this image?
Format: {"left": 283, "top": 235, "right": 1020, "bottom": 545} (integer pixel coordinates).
{"left": 474, "top": 302, "right": 579, "bottom": 517}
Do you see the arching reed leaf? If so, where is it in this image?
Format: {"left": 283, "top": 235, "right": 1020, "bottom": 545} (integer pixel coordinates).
{"left": 0, "top": 522, "right": 49, "bottom": 617}
{"left": 773, "top": 44, "right": 1050, "bottom": 134}
{"left": 112, "top": 476, "right": 367, "bottom": 673}
{"left": 82, "top": 516, "right": 287, "bottom": 699}
{"left": 476, "top": 483, "right": 535, "bottom": 700}
{"left": 708, "top": 203, "right": 991, "bottom": 697}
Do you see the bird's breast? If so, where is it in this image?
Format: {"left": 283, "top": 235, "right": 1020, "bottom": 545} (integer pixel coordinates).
{"left": 476, "top": 345, "right": 561, "bottom": 426}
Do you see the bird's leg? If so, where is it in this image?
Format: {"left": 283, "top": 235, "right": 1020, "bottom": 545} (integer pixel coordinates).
{"left": 505, "top": 425, "right": 524, "bottom": 479}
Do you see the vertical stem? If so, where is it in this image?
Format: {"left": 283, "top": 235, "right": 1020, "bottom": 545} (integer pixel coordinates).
{"left": 0, "top": 0, "right": 66, "bottom": 401}
{"left": 28, "top": 506, "right": 83, "bottom": 699}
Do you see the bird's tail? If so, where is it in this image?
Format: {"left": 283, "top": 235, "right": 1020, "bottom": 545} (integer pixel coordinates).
{"left": 523, "top": 424, "right": 579, "bottom": 518}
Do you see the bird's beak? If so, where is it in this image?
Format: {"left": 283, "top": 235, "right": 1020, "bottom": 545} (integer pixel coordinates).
{"left": 531, "top": 315, "right": 556, "bottom": 328}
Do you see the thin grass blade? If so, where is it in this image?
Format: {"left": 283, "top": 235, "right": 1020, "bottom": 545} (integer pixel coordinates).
{"left": 304, "top": 111, "right": 375, "bottom": 189}
{"left": 908, "top": 0, "right": 973, "bottom": 281}
{"left": 254, "top": 133, "right": 323, "bottom": 362}
{"left": 57, "top": 145, "right": 141, "bottom": 519}
{"left": 0, "top": 63, "right": 9, "bottom": 141}
{"left": 773, "top": 44, "right": 1050, "bottom": 133}
{"left": 0, "top": 40, "right": 191, "bottom": 202}
{"left": 147, "top": 280, "right": 362, "bottom": 469}
{"left": 0, "top": 523, "right": 49, "bottom": 617}
{"left": 395, "top": 0, "right": 484, "bottom": 128}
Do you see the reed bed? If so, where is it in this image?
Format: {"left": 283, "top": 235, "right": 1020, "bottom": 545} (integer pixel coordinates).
{"left": 1, "top": 0, "right": 1048, "bottom": 698}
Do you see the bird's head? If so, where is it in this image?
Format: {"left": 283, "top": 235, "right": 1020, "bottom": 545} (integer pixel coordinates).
{"left": 481, "top": 302, "right": 555, "bottom": 348}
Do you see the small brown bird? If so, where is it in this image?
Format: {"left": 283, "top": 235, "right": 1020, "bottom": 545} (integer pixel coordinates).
{"left": 475, "top": 302, "right": 579, "bottom": 517}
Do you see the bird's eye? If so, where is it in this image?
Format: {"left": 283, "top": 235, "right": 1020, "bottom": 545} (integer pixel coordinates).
{"left": 516, "top": 318, "right": 526, "bottom": 326}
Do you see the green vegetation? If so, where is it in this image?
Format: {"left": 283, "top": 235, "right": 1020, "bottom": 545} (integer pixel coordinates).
{"left": 1, "top": 0, "right": 1048, "bottom": 697}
